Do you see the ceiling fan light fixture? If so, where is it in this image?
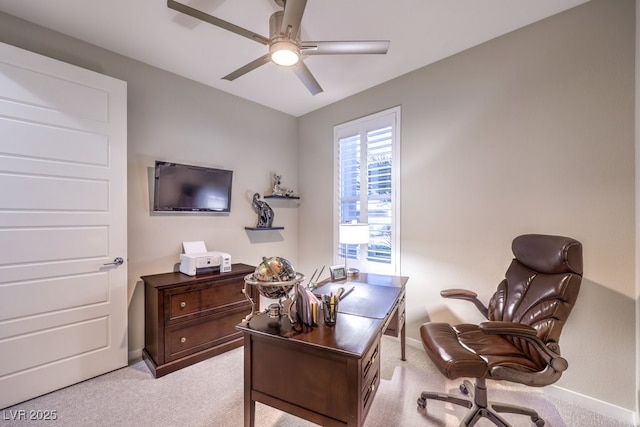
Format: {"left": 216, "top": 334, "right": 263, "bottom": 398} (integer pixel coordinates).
{"left": 270, "top": 41, "right": 300, "bottom": 66}
{"left": 167, "top": 0, "right": 389, "bottom": 95}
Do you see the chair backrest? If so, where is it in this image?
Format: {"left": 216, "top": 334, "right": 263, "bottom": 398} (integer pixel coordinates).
{"left": 487, "top": 234, "right": 583, "bottom": 348}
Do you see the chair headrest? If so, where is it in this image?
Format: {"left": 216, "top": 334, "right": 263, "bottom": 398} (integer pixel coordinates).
{"left": 512, "top": 234, "right": 583, "bottom": 275}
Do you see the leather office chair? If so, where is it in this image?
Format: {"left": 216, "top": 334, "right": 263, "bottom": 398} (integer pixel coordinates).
{"left": 417, "top": 234, "right": 582, "bottom": 427}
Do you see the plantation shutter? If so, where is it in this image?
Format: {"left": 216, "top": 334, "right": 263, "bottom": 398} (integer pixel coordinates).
{"left": 335, "top": 107, "right": 400, "bottom": 274}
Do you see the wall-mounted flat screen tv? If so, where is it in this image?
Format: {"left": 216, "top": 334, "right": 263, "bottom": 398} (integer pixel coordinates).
{"left": 153, "top": 161, "right": 233, "bottom": 213}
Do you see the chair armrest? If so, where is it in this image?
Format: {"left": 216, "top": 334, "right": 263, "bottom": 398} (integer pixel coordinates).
{"left": 479, "top": 321, "right": 538, "bottom": 337}
{"left": 479, "top": 321, "right": 568, "bottom": 372}
{"left": 440, "top": 288, "right": 489, "bottom": 319}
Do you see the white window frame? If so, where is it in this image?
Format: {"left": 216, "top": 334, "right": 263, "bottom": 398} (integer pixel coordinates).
{"left": 333, "top": 106, "right": 401, "bottom": 275}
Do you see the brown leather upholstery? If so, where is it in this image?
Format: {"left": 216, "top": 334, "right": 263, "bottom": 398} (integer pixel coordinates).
{"left": 418, "top": 234, "right": 583, "bottom": 426}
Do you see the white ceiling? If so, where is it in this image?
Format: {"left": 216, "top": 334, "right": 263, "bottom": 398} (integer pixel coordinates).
{"left": 0, "top": 0, "right": 589, "bottom": 117}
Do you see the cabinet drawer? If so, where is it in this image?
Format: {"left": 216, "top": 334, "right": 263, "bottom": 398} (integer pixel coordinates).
{"left": 165, "top": 305, "right": 248, "bottom": 361}
{"left": 169, "top": 276, "right": 247, "bottom": 321}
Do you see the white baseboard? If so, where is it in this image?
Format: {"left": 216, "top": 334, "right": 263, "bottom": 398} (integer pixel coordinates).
{"left": 406, "top": 336, "right": 423, "bottom": 349}
{"left": 404, "top": 336, "right": 638, "bottom": 426}
{"left": 544, "top": 384, "right": 637, "bottom": 426}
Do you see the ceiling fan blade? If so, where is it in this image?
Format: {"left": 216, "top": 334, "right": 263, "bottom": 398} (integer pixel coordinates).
{"left": 292, "top": 61, "right": 323, "bottom": 95}
{"left": 222, "top": 54, "right": 271, "bottom": 81}
{"left": 168, "top": 0, "right": 269, "bottom": 45}
{"left": 301, "top": 40, "right": 390, "bottom": 55}
{"left": 280, "top": 0, "right": 307, "bottom": 38}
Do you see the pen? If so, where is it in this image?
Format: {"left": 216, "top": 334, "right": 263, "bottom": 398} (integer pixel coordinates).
{"left": 307, "top": 268, "right": 318, "bottom": 286}
{"left": 341, "top": 286, "right": 355, "bottom": 300}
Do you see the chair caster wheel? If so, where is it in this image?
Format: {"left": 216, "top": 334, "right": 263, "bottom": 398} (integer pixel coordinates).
{"left": 459, "top": 379, "right": 473, "bottom": 396}
{"left": 417, "top": 397, "right": 426, "bottom": 409}
{"left": 532, "top": 417, "right": 544, "bottom": 426}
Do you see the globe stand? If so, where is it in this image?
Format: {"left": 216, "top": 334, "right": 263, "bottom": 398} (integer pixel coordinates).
{"left": 267, "top": 302, "right": 283, "bottom": 318}
{"left": 243, "top": 273, "right": 305, "bottom": 325}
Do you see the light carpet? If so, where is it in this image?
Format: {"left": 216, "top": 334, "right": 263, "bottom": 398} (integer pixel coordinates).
{"left": 366, "top": 365, "right": 564, "bottom": 427}
{"left": 0, "top": 337, "right": 630, "bottom": 427}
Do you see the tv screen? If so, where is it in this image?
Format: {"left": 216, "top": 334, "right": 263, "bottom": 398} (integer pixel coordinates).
{"left": 153, "top": 161, "right": 233, "bottom": 213}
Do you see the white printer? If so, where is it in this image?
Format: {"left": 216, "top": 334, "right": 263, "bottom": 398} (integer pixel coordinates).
{"left": 179, "top": 241, "right": 231, "bottom": 276}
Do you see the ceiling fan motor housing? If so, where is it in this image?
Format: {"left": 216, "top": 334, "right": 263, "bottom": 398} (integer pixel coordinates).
{"left": 269, "top": 11, "right": 301, "bottom": 66}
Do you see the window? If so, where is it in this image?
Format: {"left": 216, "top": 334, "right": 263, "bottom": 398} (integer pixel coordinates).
{"left": 334, "top": 106, "right": 401, "bottom": 275}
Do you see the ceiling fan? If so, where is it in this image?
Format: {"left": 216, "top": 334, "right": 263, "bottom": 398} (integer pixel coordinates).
{"left": 167, "top": 0, "right": 390, "bottom": 95}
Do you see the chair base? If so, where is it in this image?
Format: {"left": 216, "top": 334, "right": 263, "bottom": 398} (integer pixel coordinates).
{"left": 416, "top": 378, "right": 545, "bottom": 427}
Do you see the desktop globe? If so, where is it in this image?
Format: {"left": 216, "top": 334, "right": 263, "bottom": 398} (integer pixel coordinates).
{"left": 252, "top": 256, "right": 297, "bottom": 299}
{"left": 243, "top": 256, "right": 304, "bottom": 324}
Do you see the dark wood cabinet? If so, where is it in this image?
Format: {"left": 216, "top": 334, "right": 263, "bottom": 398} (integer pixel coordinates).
{"left": 142, "top": 263, "right": 256, "bottom": 378}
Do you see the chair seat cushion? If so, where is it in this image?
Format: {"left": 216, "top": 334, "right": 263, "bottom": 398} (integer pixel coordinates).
{"left": 421, "top": 322, "right": 486, "bottom": 380}
{"left": 421, "top": 322, "right": 544, "bottom": 381}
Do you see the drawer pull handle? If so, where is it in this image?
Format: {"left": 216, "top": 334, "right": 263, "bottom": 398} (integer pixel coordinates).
{"left": 363, "top": 346, "right": 379, "bottom": 377}
{"left": 370, "top": 347, "right": 379, "bottom": 364}
{"left": 363, "top": 373, "right": 378, "bottom": 407}
{"left": 180, "top": 337, "right": 187, "bottom": 343}
{"left": 180, "top": 302, "right": 186, "bottom": 308}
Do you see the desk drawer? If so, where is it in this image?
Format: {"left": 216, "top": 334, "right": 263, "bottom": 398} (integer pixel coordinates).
{"left": 361, "top": 336, "right": 380, "bottom": 417}
{"left": 168, "top": 277, "right": 247, "bottom": 321}
{"left": 362, "top": 339, "right": 379, "bottom": 385}
{"left": 384, "top": 290, "right": 405, "bottom": 337}
{"left": 361, "top": 366, "right": 380, "bottom": 418}
{"left": 165, "top": 305, "right": 247, "bottom": 361}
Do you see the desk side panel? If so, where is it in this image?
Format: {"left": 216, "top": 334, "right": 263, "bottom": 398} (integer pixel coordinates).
{"left": 250, "top": 335, "right": 350, "bottom": 423}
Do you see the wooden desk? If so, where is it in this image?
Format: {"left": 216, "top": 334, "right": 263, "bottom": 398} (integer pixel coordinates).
{"left": 317, "top": 273, "right": 407, "bottom": 361}
{"left": 236, "top": 273, "right": 408, "bottom": 427}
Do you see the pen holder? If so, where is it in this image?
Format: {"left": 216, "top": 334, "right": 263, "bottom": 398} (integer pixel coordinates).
{"left": 323, "top": 299, "right": 339, "bottom": 326}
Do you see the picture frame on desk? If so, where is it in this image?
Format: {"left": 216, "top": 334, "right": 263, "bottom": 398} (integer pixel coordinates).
{"left": 329, "top": 265, "right": 347, "bottom": 281}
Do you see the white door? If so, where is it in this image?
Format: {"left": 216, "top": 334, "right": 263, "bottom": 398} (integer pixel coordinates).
{"left": 0, "top": 42, "right": 127, "bottom": 409}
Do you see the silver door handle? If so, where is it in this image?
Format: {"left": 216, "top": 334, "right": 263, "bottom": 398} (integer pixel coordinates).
{"left": 103, "top": 257, "right": 124, "bottom": 266}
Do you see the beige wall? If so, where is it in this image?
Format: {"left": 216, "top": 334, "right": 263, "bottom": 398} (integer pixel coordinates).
{"left": 298, "top": 0, "right": 636, "bottom": 412}
{"left": 125, "top": 68, "right": 299, "bottom": 356}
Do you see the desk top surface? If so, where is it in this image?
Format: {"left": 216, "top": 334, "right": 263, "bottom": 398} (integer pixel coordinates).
{"left": 237, "top": 312, "right": 382, "bottom": 357}
{"left": 312, "top": 282, "right": 402, "bottom": 319}
{"left": 141, "top": 263, "right": 255, "bottom": 288}
{"left": 236, "top": 273, "right": 408, "bottom": 357}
